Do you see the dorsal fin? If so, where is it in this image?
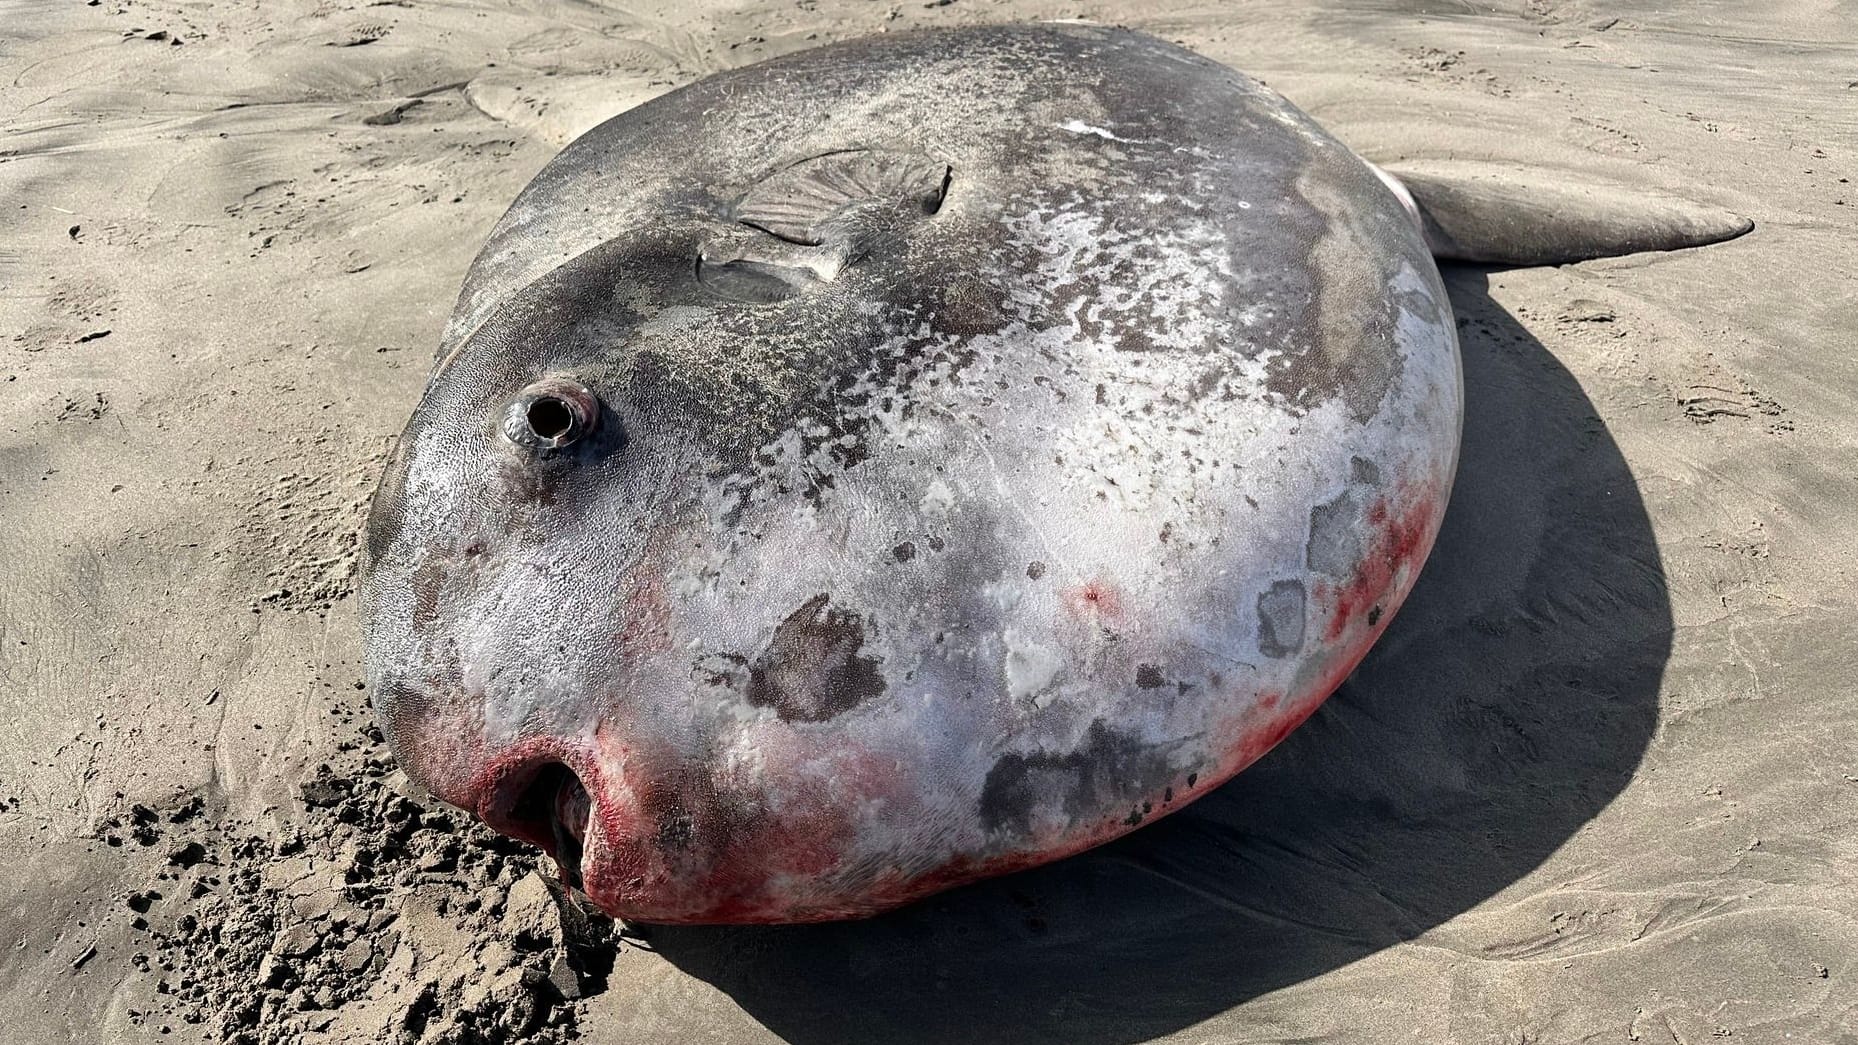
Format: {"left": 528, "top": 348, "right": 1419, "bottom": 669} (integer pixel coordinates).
{"left": 697, "top": 149, "right": 953, "bottom": 303}
{"left": 735, "top": 149, "right": 951, "bottom": 246}
{"left": 1376, "top": 162, "right": 1752, "bottom": 266}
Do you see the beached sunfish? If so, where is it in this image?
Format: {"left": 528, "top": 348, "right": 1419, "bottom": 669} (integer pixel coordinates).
{"left": 360, "top": 24, "right": 1749, "bottom": 923}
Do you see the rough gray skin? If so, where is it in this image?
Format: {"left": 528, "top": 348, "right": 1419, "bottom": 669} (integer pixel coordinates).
{"left": 360, "top": 24, "right": 1461, "bottom": 924}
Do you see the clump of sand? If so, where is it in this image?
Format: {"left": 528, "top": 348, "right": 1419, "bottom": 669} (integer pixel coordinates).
{"left": 94, "top": 706, "right": 627, "bottom": 1044}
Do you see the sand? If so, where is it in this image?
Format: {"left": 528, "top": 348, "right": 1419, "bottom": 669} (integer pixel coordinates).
{"left": 2, "top": 0, "right": 1855, "bottom": 1042}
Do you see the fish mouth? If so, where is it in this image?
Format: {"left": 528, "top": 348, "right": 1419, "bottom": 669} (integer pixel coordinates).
{"left": 478, "top": 750, "right": 595, "bottom": 891}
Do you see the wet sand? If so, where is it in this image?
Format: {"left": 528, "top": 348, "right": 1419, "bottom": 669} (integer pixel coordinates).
{"left": 2, "top": 1, "right": 1854, "bottom": 1042}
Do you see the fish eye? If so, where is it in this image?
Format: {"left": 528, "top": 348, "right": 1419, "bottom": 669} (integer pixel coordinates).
{"left": 503, "top": 377, "right": 600, "bottom": 451}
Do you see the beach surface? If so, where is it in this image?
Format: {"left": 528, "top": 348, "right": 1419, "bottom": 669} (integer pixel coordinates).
{"left": 2, "top": 1, "right": 1855, "bottom": 1041}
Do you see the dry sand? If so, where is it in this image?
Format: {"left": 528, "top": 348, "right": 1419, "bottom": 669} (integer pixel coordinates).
{"left": 3, "top": 0, "right": 1855, "bottom": 1042}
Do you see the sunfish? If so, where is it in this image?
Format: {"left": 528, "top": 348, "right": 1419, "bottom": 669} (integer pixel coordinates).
{"left": 360, "top": 24, "right": 1748, "bottom": 923}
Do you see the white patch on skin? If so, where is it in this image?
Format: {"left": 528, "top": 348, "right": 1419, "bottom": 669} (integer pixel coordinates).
{"left": 997, "top": 195, "right": 1280, "bottom": 517}
{"left": 1368, "top": 163, "right": 1423, "bottom": 232}
{"left": 1053, "top": 120, "right": 1206, "bottom": 157}
{"left": 461, "top": 556, "right": 582, "bottom": 745}
{"left": 1057, "top": 119, "right": 1128, "bottom": 141}
{"left": 720, "top": 732, "right": 770, "bottom": 784}
{"left": 919, "top": 479, "right": 956, "bottom": 515}
{"left": 637, "top": 304, "right": 718, "bottom": 337}
{"left": 399, "top": 427, "right": 470, "bottom": 539}
{"left": 1003, "top": 629, "right": 1065, "bottom": 706}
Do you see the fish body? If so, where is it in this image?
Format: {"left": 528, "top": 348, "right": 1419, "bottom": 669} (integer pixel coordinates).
{"left": 361, "top": 24, "right": 1461, "bottom": 923}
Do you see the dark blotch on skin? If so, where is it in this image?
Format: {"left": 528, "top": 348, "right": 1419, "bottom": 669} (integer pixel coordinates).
{"left": 1026, "top": 561, "right": 1047, "bottom": 580}
{"left": 1256, "top": 579, "right": 1307, "bottom": 658}
{"left": 935, "top": 274, "right": 1009, "bottom": 337}
{"left": 1306, "top": 490, "right": 1363, "bottom": 577}
{"left": 892, "top": 541, "right": 917, "bottom": 563}
{"left": 1306, "top": 458, "right": 1382, "bottom": 576}
{"left": 978, "top": 720, "right": 1182, "bottom": 836}
{"left": 1134, "top": 664, "right": 1166, "bottom": 689}
{"left": 1350, "top": 455, "right": 1382, "bottom": 486}
{"left": 656, "top": 811, "right": 697, "bottom": 850}
{"left": 1261, "top": 173, "right": 1408, "bottom": 424}
{"left": 694, "top": 652, "right": 749, "bottom": 687}
{"left": 746, "top": 594, "right": 886, "bottom": 722}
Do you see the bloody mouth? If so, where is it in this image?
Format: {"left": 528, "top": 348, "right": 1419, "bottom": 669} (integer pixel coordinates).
{"left": 551, "top": 769, "right": 591, "bottom": 889}
{"left": 498, "top": 762, "right": 592, "bottom": 891}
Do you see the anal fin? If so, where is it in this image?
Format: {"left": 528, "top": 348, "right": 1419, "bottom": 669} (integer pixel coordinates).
{"left": 1378, "top": 161, "right": 1753, "bottom": 267}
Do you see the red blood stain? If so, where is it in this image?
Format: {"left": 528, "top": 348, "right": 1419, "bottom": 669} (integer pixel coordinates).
{"left": 1323, "top": 483, "right": 1441, "bottom": 643}
{"left": 470, "top": 733, "right": 609, "bottom": 851}
{"left": 834, "top": 748, "right": 908, "bottom": 803}
{"left": 458, "top": 713, "right": 895, "bottom": 923}
{"left": 1061, "top": 578, "right": 1124, "bottom": 620}
{"left": 437, "top": 481, "right": 1452, "bottom": 925}
{"left": 1234, "top": 693, "right": 1327, "bottom": 769}
{"left": 1183, "top": 479, "right": 1450, "bottom": 823}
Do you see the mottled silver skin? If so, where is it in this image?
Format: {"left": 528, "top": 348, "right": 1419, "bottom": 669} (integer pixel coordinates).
{"left": 361, "top": 24, "right": 1461, "bottom": 923}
